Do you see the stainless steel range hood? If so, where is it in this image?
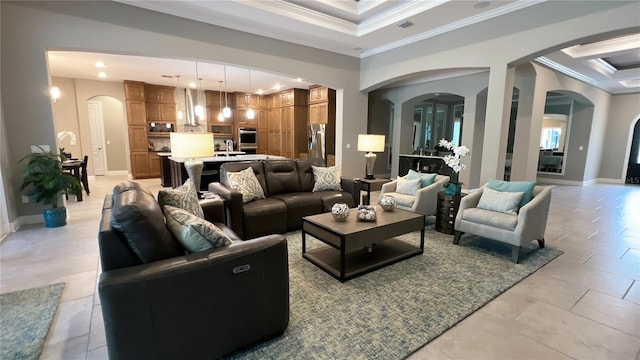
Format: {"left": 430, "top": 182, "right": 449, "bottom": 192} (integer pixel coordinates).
{"left": 183, "top": 88, "right": 198, "bottom": 126}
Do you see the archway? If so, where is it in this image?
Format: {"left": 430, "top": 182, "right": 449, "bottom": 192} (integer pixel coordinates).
{"left": 625, "top": 118, "right": 640, "bottom": 185}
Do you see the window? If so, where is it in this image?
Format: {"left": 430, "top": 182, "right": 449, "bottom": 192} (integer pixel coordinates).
{"left": 540, "top": 127, "right": 562, "bottom": 149}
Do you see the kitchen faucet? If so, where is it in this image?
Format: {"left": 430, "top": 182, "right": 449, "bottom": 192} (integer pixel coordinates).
{"left": 225, "top": 139, "right": 233, "bottom": 156}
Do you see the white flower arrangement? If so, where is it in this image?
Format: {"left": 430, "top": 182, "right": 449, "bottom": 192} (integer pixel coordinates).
{"left": 438, "top": 139, "right": 470, "bottom": 174}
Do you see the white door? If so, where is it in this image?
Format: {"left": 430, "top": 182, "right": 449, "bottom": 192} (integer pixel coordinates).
{"left": 88, "top": 101, "right": 107, "bottom": 175}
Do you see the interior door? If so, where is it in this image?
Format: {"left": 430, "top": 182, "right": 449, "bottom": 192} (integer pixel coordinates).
{"left": 625, "top": 120, "right": 640, "bottom": 185}
{"left": 88, "top": 101, "right": 107, "bottom": 176}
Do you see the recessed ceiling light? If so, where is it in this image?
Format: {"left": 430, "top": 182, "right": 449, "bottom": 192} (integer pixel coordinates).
{"left": 95, "top": 61, "right": 105, "bottom": 68}
{"left": 257, "top": 89, "right": 264, "bottom": 95}
{"left": 98, "top": 72, "right": 106, "bottom": 78}
{"left": 474, "top": 1, "right": 490, "bottom": 9}
{"left": 189, "top": 82, "right": 196, "bottom": 88}
{"left": 274, "top": 84, "right": 281, "bottom": 90}
{"left": 296, "top": 78, "right": 302, "bottom": 82}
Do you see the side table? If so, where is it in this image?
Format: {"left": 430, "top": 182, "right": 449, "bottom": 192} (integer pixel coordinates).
{"left": 358, "top": 178, "right": 390, "bottom": 205}
{"left": 435, "top": 191, "right": 465, "bottom": 235}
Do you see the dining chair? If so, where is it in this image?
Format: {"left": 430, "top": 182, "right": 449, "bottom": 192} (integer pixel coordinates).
{"left": 81, "top": 155, "right": 90, "bottom": 195}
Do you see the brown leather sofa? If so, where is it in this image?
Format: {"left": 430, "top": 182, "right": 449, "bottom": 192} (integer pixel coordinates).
{"left": 209, "top": 159, "right": 357, "bottom": 239}
{"left": 98, "top": 181, "right": 289, "bottom": 360}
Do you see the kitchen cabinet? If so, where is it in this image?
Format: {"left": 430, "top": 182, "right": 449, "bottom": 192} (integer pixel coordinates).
{"left": 146, "top": 103, "right": 176, "bottom": 122}
{"left": 145, "top": 85, "right": 175, "bottom": 103}
{"left": 257, "top": 109, "right": 269, "bottom": 154}
{"left": 126, "top": 100, "right": 146, "bottom": 126}
{"left": 125, "top": 81, "right": 175, "bottom": 179}
{"left": 269, "top": 89, "right": 308, "bottom": 159}
{"left": 124, "top": 81, "right": 145, "bottom": 101}
{"left": 130, "top": 152, "right": 151, "bottom": 178}
{"left": 148, "top": 151, "right": 161, "bottom": 178}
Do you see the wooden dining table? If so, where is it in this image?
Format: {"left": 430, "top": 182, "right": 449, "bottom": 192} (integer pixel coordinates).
{"left": 62, "top": 159, "right": 85, "bottom": 201}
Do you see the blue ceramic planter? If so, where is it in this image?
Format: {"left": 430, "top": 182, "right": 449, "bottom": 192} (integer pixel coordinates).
{"left": 444, "top": 182, "right": 462, "bottom": 196}
{"left": 43, "top": 208, "right": 67, "bottom": 228}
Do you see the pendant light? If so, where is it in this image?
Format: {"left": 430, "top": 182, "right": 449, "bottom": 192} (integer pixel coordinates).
{"left": 246, "top": 69, "right": 255, "bottom": 120}
{"left": 222, "top": 65, "right": 231, "bottom": 118}
{"left": 194, "top": 62, "right": 204, "bottom": 119}
{"left": 217, "top": 81, "right": 224, "bottom": 122}
{"left": 175, "top": 75, "right": 184, "bottom": 120}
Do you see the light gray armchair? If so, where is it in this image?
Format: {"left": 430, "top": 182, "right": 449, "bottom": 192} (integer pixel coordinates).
{"left": 453, "top": 185, "right": 551, "bottom": 263}
{"left": 379, "top": 175, "right": 449, "bottom": 216}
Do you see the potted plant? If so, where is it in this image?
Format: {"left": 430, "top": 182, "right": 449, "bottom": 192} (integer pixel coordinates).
{"left": 438, "top": 139, "right": 470, "bottom": 196}
{"left": 20, "top": 148, "right": 82, "bottom": 227}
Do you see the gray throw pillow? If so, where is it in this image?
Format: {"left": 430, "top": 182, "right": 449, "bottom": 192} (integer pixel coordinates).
{"left": 158, "top": 179, "right": 204, "bottom": 218}
{"left": 477, "top": 187, "right": 524, "bottom": 215}
{"left": 227, "top": 167, "right": 266, "bottom": 203}
{"left": 164, "top": 205, "right": 232, "bottom": 253}
{"left": 312, "top": 165, "right": 342, "bottom": 192}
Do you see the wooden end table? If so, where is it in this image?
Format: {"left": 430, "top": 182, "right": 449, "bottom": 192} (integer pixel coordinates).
{"left": 435, "top": 191, "right": 466, "bottom": 235}
{"left": 358, "top": 178, "right": 390, "bottom": 205}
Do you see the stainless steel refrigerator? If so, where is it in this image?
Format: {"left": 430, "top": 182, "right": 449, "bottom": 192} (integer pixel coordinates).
{"left": 308, "top": 124, "right": 326, "bottom": 165}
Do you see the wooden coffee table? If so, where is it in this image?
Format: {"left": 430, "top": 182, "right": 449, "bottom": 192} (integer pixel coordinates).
{"left": 302, "top": 207, "right": 425, "bottom": 282}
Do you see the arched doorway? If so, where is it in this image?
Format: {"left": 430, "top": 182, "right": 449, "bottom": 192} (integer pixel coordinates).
{"left": 625, "top": 119, "right": 640, "bottom": 185}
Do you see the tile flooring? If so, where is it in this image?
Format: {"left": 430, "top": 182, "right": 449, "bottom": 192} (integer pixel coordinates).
{"left": 1, "top": 176, "right": 639, "bottom": 359}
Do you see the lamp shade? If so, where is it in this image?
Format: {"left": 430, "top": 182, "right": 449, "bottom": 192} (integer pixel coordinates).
{"left": 170, "top": 132, "right": 215, "bottom": 158}
{"left": 357, "top": 134, "right": 385, "bottom": 152}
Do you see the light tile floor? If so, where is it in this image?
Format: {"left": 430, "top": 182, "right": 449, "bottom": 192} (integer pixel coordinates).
{"left": 1, "top": 176, "right": 639, "bottom": 359}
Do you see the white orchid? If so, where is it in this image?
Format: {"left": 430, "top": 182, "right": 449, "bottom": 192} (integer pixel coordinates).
{"left": 439, "top": 138, "right": 469, "bottom": 174}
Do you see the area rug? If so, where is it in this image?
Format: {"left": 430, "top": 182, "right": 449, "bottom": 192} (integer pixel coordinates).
{"left": 225, "top": 228, "right": 562, "bottom": 360}
{"left": 0, "top": 283, "right": 65, "bottom": 360}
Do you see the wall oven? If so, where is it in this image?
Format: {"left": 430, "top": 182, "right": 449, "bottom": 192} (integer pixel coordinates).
{"left": 238, "top": 127, "right": 257, "bottom": 153}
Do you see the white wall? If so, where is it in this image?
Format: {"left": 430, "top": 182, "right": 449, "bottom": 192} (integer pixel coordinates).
{"left": 601, "top": 94, "right": 640, "bottom": 181}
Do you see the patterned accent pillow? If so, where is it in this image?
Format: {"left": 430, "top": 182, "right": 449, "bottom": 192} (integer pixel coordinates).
{"left": 477, "top": 187, "right": 524, "bottom": 215}
{"left": 396, "top": 177, "right": 421, "bottom": 196}
{"left": 227, "top": 167, "right": 266, "bottom": 203}
{"left": 164, "top": 205, "right": 232, "bottom": 253}
{"left": 312, "top": 166, "right": 342, "bottom": 192}
{"left": 158, "top": 179, "right": 204, "bottom": 218}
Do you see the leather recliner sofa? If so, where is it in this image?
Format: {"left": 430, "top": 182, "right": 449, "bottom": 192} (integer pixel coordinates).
{"left": 98, "top": 181, "right": 289, "bottom": 360}
{"left": 209, "top": 158, "right": 357, "bottom": 239}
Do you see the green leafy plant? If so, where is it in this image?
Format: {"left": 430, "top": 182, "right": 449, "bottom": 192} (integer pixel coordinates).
{"left": 20, "top": 148, "right": 81, "bottom": 208}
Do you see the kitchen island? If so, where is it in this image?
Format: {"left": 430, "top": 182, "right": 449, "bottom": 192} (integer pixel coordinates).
{"left": 169, "top": 154, "right": 287, "bottom": 190}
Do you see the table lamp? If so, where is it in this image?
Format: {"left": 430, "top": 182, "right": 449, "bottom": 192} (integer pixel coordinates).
{"left": 357, "top": 134, "right": 385, "bottom": 179}
{"left": 170, "top": 132, "right": 215, "bottom": 197}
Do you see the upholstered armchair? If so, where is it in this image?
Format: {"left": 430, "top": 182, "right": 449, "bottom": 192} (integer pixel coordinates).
{"left": 379, "top": 174, "right": 449, "bottom": 216}
{"left": 453, "top": 184, "right": 551, "bottom": 263}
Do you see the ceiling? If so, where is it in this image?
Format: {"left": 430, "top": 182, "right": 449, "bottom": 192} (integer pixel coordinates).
{"left": 48, "top": 0, "right": 640, "bottom": 94}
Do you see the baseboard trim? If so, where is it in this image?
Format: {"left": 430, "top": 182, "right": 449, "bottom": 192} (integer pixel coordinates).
{"left": 106, "top": 170, "right": 129, "bottom": 176}
{"left": 17, "top": 214, "right": 43, "bottom": 227}
{"left": 536, "top": 178, "right": 587, "bottom": 186}
{"left": 598, "top": 177, "right": 624, "bottom": 184}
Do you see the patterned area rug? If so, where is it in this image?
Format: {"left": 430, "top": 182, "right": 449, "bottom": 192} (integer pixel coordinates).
{"left": 0, "top": 283, "right": 65, "bottom": 360}
{"left": 226, "top": 228, "right": 562, "bottom": 359}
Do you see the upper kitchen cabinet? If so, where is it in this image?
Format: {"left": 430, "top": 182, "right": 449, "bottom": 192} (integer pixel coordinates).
{"left": 124, "top": 80, "right": 145, "bottom": 101}
{"left": 146, "top": 103, "right": 176, "bottom": 122}
{"left": 144, "top": 85, "right": 175, "bottom": 104}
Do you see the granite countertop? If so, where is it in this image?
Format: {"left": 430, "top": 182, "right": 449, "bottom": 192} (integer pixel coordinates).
{"left": 169, "top": 154, "right": 286, "bottom": 163}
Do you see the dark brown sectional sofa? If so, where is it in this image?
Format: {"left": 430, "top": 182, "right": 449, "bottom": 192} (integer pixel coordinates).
{"left": 209, "top": 158, "right": 358, "bottom": 239}
{"left": 98, "top": 181, "right": 289, "bottom": 359}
